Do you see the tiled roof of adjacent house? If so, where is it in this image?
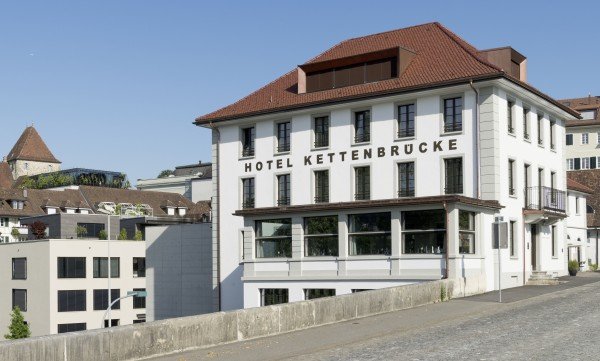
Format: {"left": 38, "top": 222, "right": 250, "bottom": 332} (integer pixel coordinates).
{"left": 78, "top": 186, "right": 196, "bottom": 217}
{"left": 567, "top": 171, "right": 600, "bottom": 227}
{"left": 195, "top": 22, "right": 578, "bottom": 124}
{"left": 188, "top": 200, "right": 211, "bottom": 219}
{"left": 0, "top": 160, "right": 13, "bottom": 189}
{"left": 567, "top": 178, "right": 594, "bottom": 194}
{"left": 559, "top": 95, "right": 600, "bottom": 127}
{"left": 6, "top": 126, "right": 61, "bottom": 163}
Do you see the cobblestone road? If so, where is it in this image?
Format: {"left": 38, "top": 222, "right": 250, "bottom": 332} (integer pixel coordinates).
{"left": 151, "top": 275, "right": 600, "bottom": 361}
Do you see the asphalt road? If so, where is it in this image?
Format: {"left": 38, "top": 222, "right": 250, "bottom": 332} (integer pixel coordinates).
{"left": 148, "top": 274, "right": 600, "bottom": 361}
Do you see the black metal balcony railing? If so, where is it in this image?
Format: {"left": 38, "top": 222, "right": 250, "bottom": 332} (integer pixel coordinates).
{"left": 242, "top": 146, "right": 255, "bottom": 157}
{"left": 314, "top": 195, "right": 329, "bottom": 203}
{"left": 242, "top": 199, "right": 255, "bottom": 209}
{"left": 397, "top": 127, "right": 415, "bottom": 138}
{"left": 398, "top": 188, "right": 415, "bottom": 197}
{"left": 277, "top": 142, "right": 290, "bottom": 153}
{"left": 277, "top": 197, "right": 290, "bottom": 206}
{"left": 314, "top": 135, "right": 328, "bottom": 148}
{"left": 525, "top": 186, "right": 566, "bottom": 213}
{"left": 355, "top": 191, "right": 370, "bottom": 201}
{"left": 354, "top": 132, "right": 370, "bottom": 143}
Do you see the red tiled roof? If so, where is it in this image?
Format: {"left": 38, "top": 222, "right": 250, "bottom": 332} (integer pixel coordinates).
{"left": 559, "top": 95, "right": 600, "bottom": 128}
{"left": 7, "top": 126, "right": 61, "bottom": 163}
{"left": 0, "top": 161, "right": 13, "bottom": 189}
{"left": 195, "top": 22, "right": 578, "bottom": 124}
{"left": 567, "top": 178, "right": 593, "bottom": 194}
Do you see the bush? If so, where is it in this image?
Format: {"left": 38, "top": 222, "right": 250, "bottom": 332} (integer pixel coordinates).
{"left": 134, "top": 230, "right": 143, "bottom": 241}
{"left": 568, "top": 260, "right": 580, "bottom": 272}
{"left": 4, "top": 307, "right": 30, "bottom": 339}
{"left": 11, "top": 228, "right": 20, "bottom": 239}
{"left": 29, "top": 221, "right": 47, "bottom": 239}
{"left": 589, "top": 263, "right": 598, "bottom": 272}
{"left": 76, "top": 225, "right": 88, "bottom": 238}
{"left": 118, "top": 228, "right": 128, "bottom": 240}
{"left": 98, "top": 230, "right": 108, "bottom": 240}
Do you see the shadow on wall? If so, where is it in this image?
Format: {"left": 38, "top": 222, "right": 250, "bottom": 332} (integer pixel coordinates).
{"left": 145, "top": 223, "right": 215, "bottom": 321}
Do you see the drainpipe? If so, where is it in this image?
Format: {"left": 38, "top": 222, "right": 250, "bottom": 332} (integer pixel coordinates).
{"left": 208, "top": 122, "right": 221, "bottom": 311}
{"left": 469, "top": 80, "right": 481, "bottom": 199}
{"left": 443, "top": 202, "right": 450, "bottom": 279}
{"left": 522, "top": 219, "right": 526, "bottom": 285}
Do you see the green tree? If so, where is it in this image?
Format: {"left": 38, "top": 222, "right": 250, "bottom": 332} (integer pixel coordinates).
{"left": 98, "top": 230, "right": 108, "bottom": 240}
{"left": 118, "top": 228, "right": 128, "bottom": 240}
{"left": 11, "top": 228, "right": 21, "bottom": 239}
{"left": 134, "top": 230, "right": 143, "bottom": 241}
{"left": 76, "top": 225, "right": 88, "bottom": 238}
{"left": 4, "top": 307, "right": 30, "bottom": 340}
{"left": 157, "top": 169, "right": 174, "bottom": 178}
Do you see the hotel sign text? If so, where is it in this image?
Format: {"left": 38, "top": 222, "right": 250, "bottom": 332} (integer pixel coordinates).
{"left": 243, "top": 138, "right": 458, "bottom": 173}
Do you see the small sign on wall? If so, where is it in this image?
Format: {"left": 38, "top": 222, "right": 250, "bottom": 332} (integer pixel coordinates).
{"left": 493, "top": 222, "right": 508, "bottom": 249}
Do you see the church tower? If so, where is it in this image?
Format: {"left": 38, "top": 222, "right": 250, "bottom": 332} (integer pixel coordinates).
{"left": 7, "top": 126, "right": 61, "bottom": 179}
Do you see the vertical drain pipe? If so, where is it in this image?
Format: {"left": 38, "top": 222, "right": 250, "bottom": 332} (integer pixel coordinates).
{"left": 469, "top": 80, "right": 481, "bottom": 199}
{"left": 209, "top": 122, "right": 221, "bottom": 311}
{"left": 444, "top": 201, "right": 449, "bottom": 279}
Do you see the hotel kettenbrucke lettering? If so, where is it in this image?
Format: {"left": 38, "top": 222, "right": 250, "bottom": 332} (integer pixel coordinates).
{"left": 243, "top": 138, "right": 458, "bottom": 173}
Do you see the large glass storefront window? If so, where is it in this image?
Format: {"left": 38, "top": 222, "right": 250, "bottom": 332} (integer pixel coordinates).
{"left": 459, "top": 211, "right": 476, "bottom": 254}
{"left": 304, "top": 216, "right": 338, "bottom": 256}
{"left": 256, "top": 219, "right": 292, "bottom": 258}
{"left": 403, "top": 210, "right": 445, "bottom": 254}
{"left": 348, "top": 212, "right": 391, "bottom": 256}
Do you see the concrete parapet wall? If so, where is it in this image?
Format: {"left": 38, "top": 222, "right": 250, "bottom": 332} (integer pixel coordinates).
{"left": 0, "top": 279, "right": 458, "bottom": 361}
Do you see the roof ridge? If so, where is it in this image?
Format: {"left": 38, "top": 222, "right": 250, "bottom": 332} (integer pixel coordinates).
{"left": 340, "top": 21, "right": 439, "bottom": 43}
{"left": 432, "top": 22, "right": 503, "bottom": 74}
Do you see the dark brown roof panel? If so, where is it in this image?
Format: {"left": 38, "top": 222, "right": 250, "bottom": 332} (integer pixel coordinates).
{"left": 6, "top": 126, "right": 61, "bottom": 163}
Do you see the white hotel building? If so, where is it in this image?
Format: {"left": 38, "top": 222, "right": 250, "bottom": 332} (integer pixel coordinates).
{"left": 196, "top": 23, "right": 582, "bottom": 309}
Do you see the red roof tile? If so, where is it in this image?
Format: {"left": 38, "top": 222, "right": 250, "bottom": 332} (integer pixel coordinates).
{"left": 195, "top": 22, "right": 577, "bottom": 124}
{"left": 567, "top": 178, "right": 594, "bottom": 194}
{"left": 7, "top": 126, "right": 61, "bottom": 163}
{"left": 0, "top": 161, "right": 13, "bottom": 189}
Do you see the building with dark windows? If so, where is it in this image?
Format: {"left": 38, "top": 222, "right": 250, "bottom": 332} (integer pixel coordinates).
{"left": 561, "top": 95, "right": 600, "bottom": 172}
{"left": 195, "top": 22, "right": 582, "bottom": 309}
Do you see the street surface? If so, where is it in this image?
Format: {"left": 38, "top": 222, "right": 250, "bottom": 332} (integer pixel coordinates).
{"left": 148, "top": 274, "right": 600, "bottom": 361}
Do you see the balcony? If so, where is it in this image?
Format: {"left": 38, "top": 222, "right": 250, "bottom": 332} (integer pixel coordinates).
{"left": 524, "top": 186, "right": 566, "bottom": 223}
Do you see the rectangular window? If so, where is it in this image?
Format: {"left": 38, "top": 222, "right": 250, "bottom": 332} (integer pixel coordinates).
{"left": 523, "top": 108, "right": 530, "bottom": 140}
{"left": 524, "top": 164, "right": 530, "bottom": 207}
{"left": 104, "top": 319, "right": 119, "bottom": 328}
{"left": 354, "top": 166, "right": 370, "bottom": 200}
{"left": 507, "top": 100, "right": 514, "bottom": 133}
{"left": 582, "top": 133, "right": 589, "bottom": 145}
{"left": 566, "top": 159, "right": 574, "bottom": 171}
{"left": 133, "top": 257, "right": 146, "bottom": 278}
{"left": 537, "top": 114, "right": 543, "bottom": 145}
{"left": 242, "top": 178, "right": 255, "bottom": 209}
{"left": 551, "top": 226, "right": 557, "bottom": 257}
{"left": 256, "top": 219, "right": 292, "bottom": 258}
{"left": 582, "top": 157, "right": 590, "bottom": 170}
{"left": 76, "top": 223, "right": 105, "bottom": 238}
{"left": 444, "top": 157, "right": 463, "bottom": 194}
{"left": 398, "top": 162, "right": 415, "bottom": 197}
{"left": 403, "top": 210, "right": 446, "bottom": 254}
{"left": 57, "top": 257, "right": 86, "bottom": 278}
{"left": 459, "top": 211, "right": 476, "bottom": 254}
{"left": 550, "top": 121, "right": 555, "bottom": 149}
{"left": 0, "top": 217, "right": 8, "bottom": 227}
{"left": 508, "top": 159, "right": 515, "bottom": 196}
{"left": 93, "top": 289, "right": 120, "bottom": 311}
{"left": 397, "top": 104, "right": 415, "bottom": 138}
{"left": 304, "top": 216, "right": 338, "bottom": 257}
{"left": 443, "top": 97, "right": 462, "bottom": 132}
{"left": 314, "top": 170, "right": 329, "bottom": 203}
{"left": 314, "top": 116, "right": 329, "bottom": 148}
{"left": 276, "top": 122, "right": 291, "bottom": 152}
{"left": 354, "top": 110, "right": 370, "bottom": 143}
{"left": 348, "top": 212, "right": 391, "bottom": 256}
{"left": 509, "top": 221, "right": 517, "bottom": 257}
{"left": 566, "top": 134, "right": 573, "bottom": 146}
{"left": 12, "top": 289, "right": 27, "bottom": 311}
{"left": 241, "top": 127, "right": 255, "bottom": 157}
{"left": 58, "top": 290, "right": 86, "bottom": 312}
{"left": 277, "top": 174, "right": 291, "bottom": 206}
{"left": 92, "top": 257, "right": 120, "bottom": 278}
{"left": 133, "top": 288, "right": 146, "bottom": 309}
{"left": 304, "top": 289, "right": 336, "bottom": 300}
{"left": 57, "top": 323, "right": 86, "bottom": 333}
{"left": 260, "top": 288, "right": 288, "bottom": 306}
{"left": 12, "top": 258, "right": 26, "bottom": 280}
{"left": 576, "top": 197, "right": 580, "bottom": 214}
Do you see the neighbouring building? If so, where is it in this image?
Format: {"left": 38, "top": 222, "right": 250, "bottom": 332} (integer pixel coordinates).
{"left": 6, "top": 126, "right": 61, "bottom": 179}
{"left": 567, "top": 170, "right": 600, "bottom": 266}
{"left": 561, "top": 95, "right": 600, "bottom": 171}
{"left": 0, "top": 238, "right": 146, "bottom": 336}
{"left": 136, "top": 161, "right": 212, "bottom": 202}
{"left": 195, "top": 22, "right": 581, "bottom": 309}
{"left": 565, "top": 179, "right": 593, "bottom": 269}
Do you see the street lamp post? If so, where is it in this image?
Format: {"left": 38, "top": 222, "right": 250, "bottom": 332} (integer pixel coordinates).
{"left": 107, "top": 214, "right": 111, "bottom": 328}
{"left": 101, "top": 290, "right": 147, "bottom": 328}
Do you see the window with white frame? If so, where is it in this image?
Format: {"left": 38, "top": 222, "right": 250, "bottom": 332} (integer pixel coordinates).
{"left": 566, "top": 159, "right": 574, "bottom": 170}
{"left": 509, "top": 221, "right": 517, "bottom": 257}
{"left": 459, "top": 211, "right": 476, "bottom": 254}
{"left": 582, "top": 133, "right": 589, "bottom": 145}
{"left": 582, "top": 157, "right": 590, "bottom": 169}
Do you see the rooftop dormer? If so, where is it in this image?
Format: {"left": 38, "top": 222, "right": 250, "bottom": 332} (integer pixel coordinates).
{"left": 297, "top": 47, "right": 415, "bottom": 94}
{"left": 478, "top": 47, "right": 527, "bottom": 82}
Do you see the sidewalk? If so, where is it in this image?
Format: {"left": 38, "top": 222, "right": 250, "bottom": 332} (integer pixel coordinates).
{"left": 147, "top": 273, "right": 600, "bottom": 361}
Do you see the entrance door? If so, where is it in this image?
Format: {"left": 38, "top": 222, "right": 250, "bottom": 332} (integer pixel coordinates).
{"left": 531, "top": 224, "right": 537, "bottom": 271}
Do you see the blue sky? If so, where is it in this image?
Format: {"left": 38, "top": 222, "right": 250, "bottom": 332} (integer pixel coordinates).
{"left": 1, "top": 1, "right": 598, "bottom": 185}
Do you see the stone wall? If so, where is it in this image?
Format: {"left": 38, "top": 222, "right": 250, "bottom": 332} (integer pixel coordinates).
{"left": 0, "top": 279, "right": 457, "bottom": 361}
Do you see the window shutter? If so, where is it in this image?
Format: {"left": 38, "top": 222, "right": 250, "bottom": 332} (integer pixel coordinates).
{"left": 574, "top": 158, "right": 581, "bottom": 170}
{"left": 591, "top": 157, "right": 597, "bottom": 169}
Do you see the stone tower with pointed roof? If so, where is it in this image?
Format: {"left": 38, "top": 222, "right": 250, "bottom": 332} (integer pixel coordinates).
{"left": 7, "top": 126, "right": 61, "bottom": 179}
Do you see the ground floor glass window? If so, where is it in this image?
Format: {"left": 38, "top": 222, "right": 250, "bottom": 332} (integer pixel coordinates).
{"left": 459, "top": 211, "right": 476, "bottom": 254}
{"left": 304, "top": 289, "right": 335, "bottom": 300}
{"left": 256, "top": 219, "right": 292, "bottom": 258}
{"left": 261, "top": 288, "right": 288, "bottom": 306}
{"left": 348, "top": 212, "right": 391, "bottom": 255}
{"left": 402, "top": 210, "right": 446, "bottom": 254}
{"left": 304, "top": 216, "right": 338, "bottom": 256}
